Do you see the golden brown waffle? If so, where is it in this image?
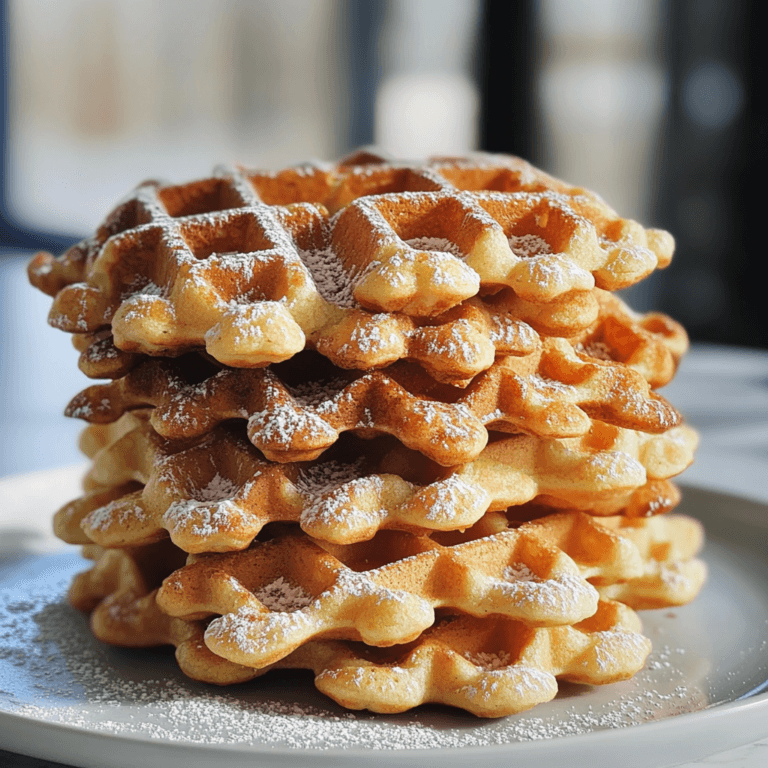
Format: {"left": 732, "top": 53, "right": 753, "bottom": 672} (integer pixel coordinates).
{"left": 72, "top": 512, "right": 702, "bottom": 649}
{"left": 65, "top": 337, "right": 680, "bottom": 467}
{"left": 427, "top": 506, "right": 705, "bottom": 613}
{"left": 571, "top": 291, "right": 688, "bottom": 388}
{"left": 620, "top": 478, "right": 682, "bottom": 518}
{"left": 381, "top": 420, "right": 696, "bottom": 516}
{"left": 478, "top": 504, "right": 706, "bottom": 610}
{"left": 467, "top": 507, "right": 706, "bottom": 612}
{"left": 54, "top": 482, "right": 142, "bottom": 544}
{"left": 71, "top": 330, "right": 142, "bottom": 380}
{"left": 517, "top": 511, "right": 706, "bottom": 607}
{"left": 28, "top": 153, "right": 673, "bottom": 369}
{"left": 286, "top": 600, "right": 651, "bottom": 716}
{"left": 66, "top": 286, "right": 685, "bottom": 396}
{"left": 55, "top": 414, "right": 697, "bottom": 550}
{"left": 56, "top": 419, "right": 495, "bottom": 549}
{"left": 327, "top": 163, "right": 672, "bottom": 314}
{"left": 76, "top": 409, "right": 148, "bottom": 460}
{"left": 71, "top": 542, "right": 649, "bottom": 716}
{"left": 68, "top": 540, "right": 192, "bottom": 647}
{"left": 593, "top": 514, "right": 707, "bottom": 608}
{"left": 156, "top": 527, "right": 600, "bottom": 668}
{"left": 28, "top": 148, "right": 701, "bottom": 720}
{"left": 60, "top": 283, "right": 548, "bottom": 385}
{"left": 501, "top": 479, "right": 683, "bottom": 525}
{"left": 70, "top": 543, "right": 253, "bottom": 684}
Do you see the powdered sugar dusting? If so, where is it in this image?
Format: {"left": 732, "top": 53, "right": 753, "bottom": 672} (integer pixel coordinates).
{"left": 593, "top": 631, "right": 652, "bottom": 672}
{"left": 586, "top": 450, "right": 644, "bottom": 484}
{"left": 406, "top": 236, "right": 463, "bottom": 258}
{"left": 490, "top": 317, "right": 538, "bottom": 350}
{"left": 290, "top": 377, "right": 350, "bottom": 409}
{"left": 298, "top": 246, "right": 357, "bottom": 308}
{"left": 208, "top": 605, "right": 314, "bottom": 657}
{"left": 493, "top": 572, "right": 596, "bottom": 617}
{"left": 460, "top": 666, "right": 555, "bottom": 702}
{"left": 197, "top": 473, "right": 239, "bottom": 502}
{"left": 161, "top": 473, "right": 256, "bottom": 538}
{"left": 422, "top": 319, "right": 482, "bottom": 364}
{"left": 508, "top": 234, "right": 551, "bottom": 258}
{"left": 299, "top": 476, "right": 387, "bottom": 529}
{"left": 340, "top": 316, "right": 400, "bottom": 356}
{"left": 86, "top": 499, "right": 147, "bottom": 531}
{"left": 296, "top": 458, "right": 367, "bottom": 497}
{"left": 465, "top": 650, "right": 512, "bottom": 670}
{"left": 248, "top": 398, "right": 337, "bottom": 446}
{"left": 255, "top": 577, "right": 313, "bottom": 613}
{"left": 164, "top": 499, "right": 242, "bottom": 538}
{"left": 503, "top": 563, "right": 541, "bottom": 583}
{"left": 0, "top": 558, "right": 713, "bottom": 750}
{"left": 659, "top": 561, "right": 693, "bottom": 591}
{"left": 423, "top": 475, "right": 479, "bottom": 523}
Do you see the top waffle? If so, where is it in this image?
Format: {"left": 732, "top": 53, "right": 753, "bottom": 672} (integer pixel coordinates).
{"left": 28, "top": 152, "right": 674, "bottom": 370}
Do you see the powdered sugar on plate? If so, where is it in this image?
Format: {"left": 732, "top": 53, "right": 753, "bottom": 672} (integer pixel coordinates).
{"left": 0, "top": 552, "right": 718, "bottom": 752}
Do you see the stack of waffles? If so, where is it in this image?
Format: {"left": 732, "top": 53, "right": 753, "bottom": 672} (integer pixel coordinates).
{"left": 28, "top": 151, "right": 705, "bottom": 717}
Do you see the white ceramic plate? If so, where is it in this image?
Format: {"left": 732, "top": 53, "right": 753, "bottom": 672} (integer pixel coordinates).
{"left": 0, "top": 468, "right": 767, "bottom": 768}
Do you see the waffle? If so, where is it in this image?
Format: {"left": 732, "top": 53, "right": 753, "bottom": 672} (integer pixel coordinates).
{"left": 500, "top": 478, "right": 683, "bottom": 524}
{"left": 76, "top": 409, "right": 146, "bottom": 459}
{"left": 29, "top": 148, "right": 701, "bottom": 719}
{"left": 72, "top": 512, "right": 701, "bottom": 655}
{"left": 429, "top": 501, "right": 701, "bottom": 597}
{"left": 55, "top": 419, "right": 494, "bottom": 549}
{"left": 380, "top": 420, "right": 696, "bottom": 516}
{"left": 64, "top": 286, "right": 549, "bottom": 386}
{"left": 328, "top": 162, "right": 672, "bottom": 313}
{"left": 156, "top": 527, "right": 601, "bottom": 668}
{"left": 72, "top": 330, "right": 142, "bottom": 380}
{"left": 65, "top": 336, "right": 680, "bottom": 467}
{"left": 66, "top": 285, "right": 685, "bottom": 403}
{"left": 516, "top": 511, "right": 706, "bottom": 606}
{"left": 71, "top": 542, "right": 649, "bottom": 716}
{"left": 28, "top": 153, "right": 673, "bottom": 370}
{"left": 69, "top": 540, "right": 192, "bottom": 647}
{"left": 593, "top": 514, "right": 707, "bottom": 608}
{"left": 572, "top": 290, "right": 688, "bottom": 389}
{"left": 475, "top": 504, "right": 705, "bottom": 610}
{"left": 282, "top": 600, "right": 651, "bottom": 716}
{"left": 54, "top": 413, "right": 697, "bottom": 550}
{"left": 69, "top": 543, "right": 250, "bottom": 684}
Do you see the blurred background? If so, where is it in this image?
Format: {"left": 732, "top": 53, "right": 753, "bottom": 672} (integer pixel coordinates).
{"left": 1, "top": 0, "right": 765, "bottom": 476}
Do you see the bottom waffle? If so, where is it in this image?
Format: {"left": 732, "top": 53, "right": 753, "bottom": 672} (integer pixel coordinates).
{"left": 70, "top": 540, "right": 193, "bottom": 648}
{"left": 70, "top": 543, "right": 650, "bottom": 717}
{"left": 64, "top": 506, "right": 705, "bottom": 717}
{"left": 179, "top": 601, "right": 651, "bottom": 718}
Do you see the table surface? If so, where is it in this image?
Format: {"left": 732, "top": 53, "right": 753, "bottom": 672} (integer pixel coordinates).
{"left": 1, "top": 252, "right": 768, "bottom": 766}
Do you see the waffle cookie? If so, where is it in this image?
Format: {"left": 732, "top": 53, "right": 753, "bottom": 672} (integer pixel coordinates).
{"left": 592, "top": 514, "right": 707, "bottom": 608}
{"left": 54, "top": 412, "right": 696, "bottom": 551}
{"left": 427, "top": 504, "right": 706, "bottom": 609}
{"left": 71, "top": 541, "right": 649, "bottom": 716}
{"left": 69, "top": 540, "right": 191, "bottom": 646}
{"left": 29, "top": 153, "right": 673, "bottom": 370}
{"left": 518, "top": 511, "right": 706, "bottom": 605}
{"left": 574, "top": 290, "right": 688, "bottom": 389}
{"left": 155, "top": 527, "right": 602, "bottom": 667}
{"left": 65, "top": 334, "right": 680, "bottom": 467}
